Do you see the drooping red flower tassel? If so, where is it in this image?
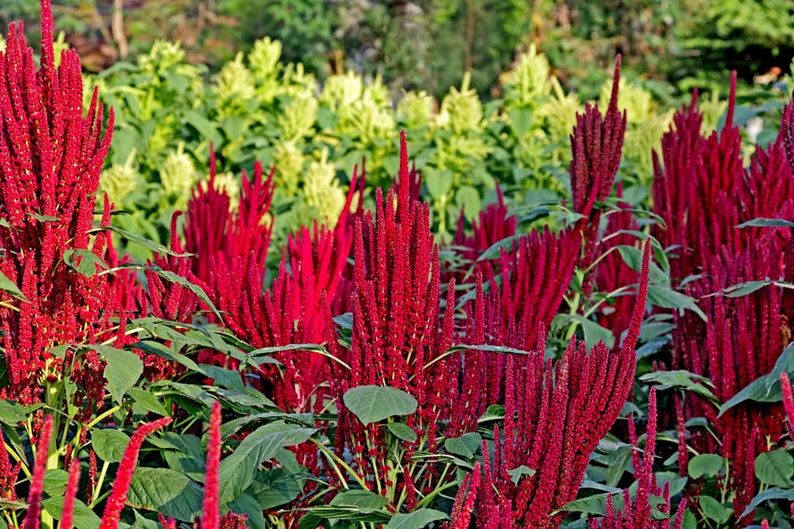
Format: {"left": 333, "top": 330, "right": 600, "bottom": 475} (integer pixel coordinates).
{"left": 61, "top": 458, "right": 82, "bottom": 529}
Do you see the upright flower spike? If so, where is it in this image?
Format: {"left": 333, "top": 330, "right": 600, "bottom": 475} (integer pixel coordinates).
{"left": 444, "top": 463, "right": 481, "bottom": 529}
{"left": 589, "top": 388, "right": 688, "bottom": 529}
{"left": 99, "top": 417, "right": 172, "bottom": 529}
{"left": 447, "top": 182, "right": 516, "bottom": 283}
{"left": 0, "top": 0, "right": 130, "bottom": 407}
{"left": 201, "top": 402, "right": 222, "bottom": 529}
{"left": 781, "top": 372, "right": 794, "bottom": 441}
{"left": 475, "top": 241, "right": 651, "bottom": 528}
{"left": 61, "top": 458, "right": 81, "bottom": 529}
{"left": 569, "top": 55, "right": 627, "bottom": 220}
{"left": 328, "top": 136, "right": 457, "bottom": 504}
{"left": 23, "top": 416, "right": 52, "bottom": 529}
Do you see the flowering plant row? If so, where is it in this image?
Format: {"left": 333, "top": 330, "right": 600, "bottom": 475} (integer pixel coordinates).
{"left": 1, "top": 3, "right": 794, "bottom": 529}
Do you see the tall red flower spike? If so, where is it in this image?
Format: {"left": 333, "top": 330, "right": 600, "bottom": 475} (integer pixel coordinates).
{"left": 674, "top": 240, "right": 786, "bottom": 523}
{"left": 444, "top": 463, "right": 481, "bottom": 529}
{"left": 328, "top": 136, "right": 456, "bottom": 505}
{"left": 99, "top": 417, "right": 172, "bottom": 529}
{"left": 570, "top": 55, "right": 627, "bottom": 220}
{"left": 448, "top": 181, "right": 517, "bottom": 283}
{"left": 23, "top": 416, "right": 52, "bottom": 529}
{"left": 782, "top": 372, "right": 794, "bottom": 441}
{"left": 569, "top": 55, "right": 627, "bottom": 286}
{"left": 0, "top": 0, "right": 132, "bottom": 406}
{"left": 61, "top": 458, "right": 81, "bottom": 529}
{"left": 201, "top": 401, "right": 222, "bottom": 529}
{"left": 589, "top": 388, "right": 687, "bottom": 529}
{"left": 475, "top": 241, "right": 650, "bottom": 528}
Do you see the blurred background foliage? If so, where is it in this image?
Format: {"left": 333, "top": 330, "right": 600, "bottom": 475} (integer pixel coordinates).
{"left": 2, "top": 0, "right": 793, "bottom": 101}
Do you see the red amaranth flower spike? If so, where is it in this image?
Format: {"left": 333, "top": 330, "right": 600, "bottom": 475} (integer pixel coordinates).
{"left": 570, "top": 55, "right": 627, "bottom": 220}
{"left": 0, "top": 0, "right": 133, "bottom": 407}
{"left": 782, "top": 372, "right": 794, "bottom": 440}
{"left": 61, "top": 458, "right": 81, "bottom": 529}
{"left": 99, "top": 417, "right": 172, "bottom": 529}
{"left": 445, "top": 463, "right": 480, "bottom": 529}
{"left": 23, "top": 415, "right": 52, "bottom": 529}
{"left": 475, "top": 242, "right": 651, "bottom": 528}
{"left": 201, "top": 401, "right": 222, "bottom": 529}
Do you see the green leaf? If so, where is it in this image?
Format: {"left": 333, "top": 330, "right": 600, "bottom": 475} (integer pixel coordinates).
{"left": 343, "top": 386, "right": 418, "bottom": 425}
{"left": 247, "top": 467, "right": 306, "bottom": 510}
{"left": 93, "top": 345, "right": 143, "bottom": 405}
{"left": 125, "top": 264, "right": 221, "bottom": 321}
{"left": 90, "top": 225, "right": 190, "bottom": 257}
{"left": 507, "top": 465, "right": 536, "bottom": 485}
{"left": 43, "top": 469, "right": 69, "bottom": 497}
{"left": 647, "top": 284, "right": 707, "bottom": 321}
{"left": 698, "top": 496, "right": 731, "bottom": 524}
{"left": 63, "top": 249, "right": 108, "bottom": 278}
{"left": 386, "top": 509, "right": 449, "bottom": 529}
{"left": 445, "top": 432, "right": 482, "bottom": 459}
{"left": 0, "top": 400, "right": 27, "bottom": 425}
{"left": 425, "top": 168, "right": 453, "bottom": 199}
{"left": 218, "top": 421, "right": 317, "bottom": 504}
{"left": 737, "top": 217, "right": 794, "bottom": 228}
{"left": 740, "top": 487, "right": 794, "bottom": 519}
{"left": 0, "top": 270, "right": 28, "bottom": 303}
{"left": 616, "top": 245, "right": 669, "bottom": 285}
{"left": 228, "top": 493, "right": 268, "bottom": 529}
{"left": 718, "top": 345, "right": 794, "bottom": 417}
{"left": 639, "top": 370, "right": 719, "bottom": 405}
{"left": 127, "top": 467, "right": 204, "bottom": 521}
{"left": 330, "top": 489, "right": 389, "bottom": 511}
{"left": 386, "top": 422, "right": 417, "bottom": 443}
{"left": 476, "top": 235, "right": 521, "bottom": 262}
{"left": 127, "top": 387, "right": 169, "bottom": 417}
{"left": 42, "top": 497, "right": 101, "bottom": 529}
{"left": 687, "top": 454, "right": 724, "bottom": 479}
{"left": 755, "top": 449, "right": 794, "bottom": 487}
{"left": 92, "top": 429, "right": 131, "bottom": 463}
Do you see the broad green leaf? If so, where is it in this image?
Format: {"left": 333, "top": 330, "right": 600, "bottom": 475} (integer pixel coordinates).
{"left": 639, "top": 370, "right": 719, "bottom": 405}
{"left": 109, "top": 264, "right": 222, "bottom": 320}
{"left": 42, "top": 497, "right": 101, "bottom": 529}
{"left": 616, "top": 245, "right": 669, "bottom": 285}
{"left": 126, "top": 387, "right": 169, "bottom": 417}
{"left": 127, "top": 467, "right": 204, "bottom": 521}
{"left": 228, "top": 493, "right": 267, "bottom": 529}
{"left": 755, "top": 449, "right": 794, "bottom": 487}
{"left": 476, "top": 234, "right": 522, "bottom": 262}
{"left": 129, "top": 341, "right": 206, "bottom": 376}
{"left": 93, "top": 345, "right": 143, "bottom": 405}
{"left": 740, "top": 487, "right": 794, "bottom": 519}
{"left": 90, "top": 225, "right": 190, "bottom": 257}
{"left": 386, "top": 509, "right": 449, "bottom": 529}
{"left": 687, "top": 453, "right": 724, "bottom": 479}
{"left": 647, "top": 284, "right": 707, "bottom": 321}
{"left": 343, "top": 386, "right": 418, "bottom": 425}
{"left": 0, "top": 400, "right": 27, "bottom": 425}
{"left": 386, "top": 422, "right": 417, "bottom": 443}
{"left": 218, "top": 421, "right": 317, "bottom": 504}
{"left": 0, "top": 271, "right": 28, "bottom": 303}
{"left": 698, "top": 496, "right": 730, "bottom": 524}
{"left": 63, "top": 249, "right": 108, "bottom": 277}
{"left": 507, "top": 465, "right": 536, "bottom": 485}
{"left": 330, "top": 489, "right": 389, "bottom": 511}
{"left": 718, "top": 346, "right": 794, "bottom": 417}
{"left": 445, "top": 432, "right": 482, "bottom": 459}
{"left": 425, "top": 168, "right": 452, "bottom": 200}
{"left": 247, "top": 467, "right": 306, "bottom": 510}
{"left": 92, "top": 428, "right": 131, "bottom": 463}
{"left": 43, "top": 469, "right": 69, "bottom": 497}
{"left": 737, "top": 217, "right": 794, "bottom": 228}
